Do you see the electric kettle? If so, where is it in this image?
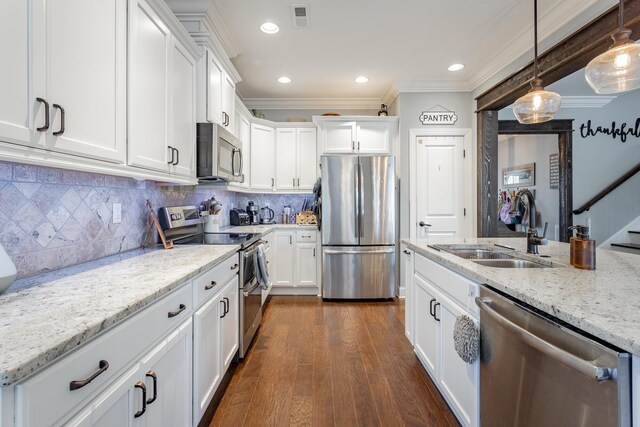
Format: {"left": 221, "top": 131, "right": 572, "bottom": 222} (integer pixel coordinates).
{"left": 259, "top": 206, "right": 275, "bottom": 224}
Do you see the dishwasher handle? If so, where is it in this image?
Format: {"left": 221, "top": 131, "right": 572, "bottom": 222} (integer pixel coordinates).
{"left": 476, "top": 297, "right": 613, "bottom": 382}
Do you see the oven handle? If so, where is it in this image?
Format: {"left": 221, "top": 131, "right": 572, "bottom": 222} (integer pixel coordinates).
{"left": 475, "top": 297, "right": 613, "bottom": 381}
{"left": 243, "top": 241, "right": 265, "bottom": 258}
{"left": 243, "top": 280, "right": 261, "bottom": 297}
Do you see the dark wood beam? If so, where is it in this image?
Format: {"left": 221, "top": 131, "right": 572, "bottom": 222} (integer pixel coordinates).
{"left": 498, "top": 119, "right": 574, "bottom": 134}
{"left": 558, "top": 132, "right": 573, "bottom": 242}
{"left": 477, "top": 0, "right": 640, "bottom": 111}
{"left": 477, "top": 111, "right": 499, "bottom": 237}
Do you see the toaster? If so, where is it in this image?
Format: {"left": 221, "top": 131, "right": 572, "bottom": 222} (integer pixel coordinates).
{"left": 230, "top": 208, "right": 250, "bottom": 226}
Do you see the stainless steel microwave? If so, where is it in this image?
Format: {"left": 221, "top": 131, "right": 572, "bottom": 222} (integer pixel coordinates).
{"left": 196, "top": 123, "right": 243, "bottom": 182}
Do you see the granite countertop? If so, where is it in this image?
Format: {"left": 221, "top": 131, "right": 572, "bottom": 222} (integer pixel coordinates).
{"left": 402, "top": 237, "right": 640, "bottom": 355}
{"left": 224, "top": 223, "right": 318, "bottom": 235}
{"left": 0, "top": 244, "right": 239, "bottom": 386}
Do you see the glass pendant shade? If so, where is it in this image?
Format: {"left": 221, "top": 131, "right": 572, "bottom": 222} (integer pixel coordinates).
{"left": 513, "top": 79, "right": 562, "bottom": 124}
{"left": 585, "top": 31, "right": 640, "bottom": 94}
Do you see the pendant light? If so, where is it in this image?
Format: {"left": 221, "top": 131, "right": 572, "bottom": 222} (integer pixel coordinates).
{"left": 512, "top": 0, "right": 562, "bottom": 124}
{"left": 585, "top": 0, "right": 640, "bottom": 94}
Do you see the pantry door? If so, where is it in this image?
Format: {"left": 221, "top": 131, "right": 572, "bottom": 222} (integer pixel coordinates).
{"left": 414, "top": 133, "right": 466, "bottom": 238}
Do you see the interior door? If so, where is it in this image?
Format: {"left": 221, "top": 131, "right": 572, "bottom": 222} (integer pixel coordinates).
{"left": 359, "top": 156, "right": 395, "bottom": 245}
{"left": 415, "top": 136, "right": 465, "bottom": 237}
{"left": 321, "top": 155, "right": 358, "bottom": 245}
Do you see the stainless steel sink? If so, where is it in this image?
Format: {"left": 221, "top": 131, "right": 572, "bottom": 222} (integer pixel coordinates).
{"left": 445, "top": 249, "right": 515, "bottom": 260}
{"left": 472, "top": 259, "right": 549, "bottom": 269}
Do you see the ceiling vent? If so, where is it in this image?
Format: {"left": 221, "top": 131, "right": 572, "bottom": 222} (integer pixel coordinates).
{"left": 290, "top": 4, "right": 310, "bottom": 28}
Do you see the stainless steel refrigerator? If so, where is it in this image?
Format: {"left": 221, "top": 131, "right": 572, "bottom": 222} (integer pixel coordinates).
{"left": 321, "top": 155, "right": 396, "bottom": 299}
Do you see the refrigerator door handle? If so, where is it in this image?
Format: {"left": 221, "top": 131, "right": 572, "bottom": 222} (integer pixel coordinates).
{"left": 354, "top": 164, "right": 359, "bottom": 238}
{"left": 324, "top": 248, "right": 395, "bottom": 255}
{"left": 358, "top": 161, "right": 364, "bottom": 239}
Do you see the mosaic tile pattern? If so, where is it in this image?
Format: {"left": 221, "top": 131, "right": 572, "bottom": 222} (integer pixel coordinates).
{"left": 0, "top": 162, "right": 309, "bottom": 278}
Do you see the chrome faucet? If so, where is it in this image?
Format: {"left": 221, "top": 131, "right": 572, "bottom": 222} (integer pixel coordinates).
{"left": 509, "top": 189, "right": 548, "bottom": 254}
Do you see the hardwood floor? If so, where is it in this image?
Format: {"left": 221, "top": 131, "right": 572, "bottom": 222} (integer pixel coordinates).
{"left": 211, "top": 296, "right": 460, "bottom": 427}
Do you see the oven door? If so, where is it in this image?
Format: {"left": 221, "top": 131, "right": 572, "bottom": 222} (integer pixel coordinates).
{"left": 217, "top": 130, "right": 243, "bottom": 183}
{"left": 239, "top": 246, "right": 262, "bottom": 358}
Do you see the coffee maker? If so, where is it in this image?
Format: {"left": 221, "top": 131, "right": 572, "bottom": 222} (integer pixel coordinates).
{"left": 246, "top": 201, "right": 259, "bottom": 225}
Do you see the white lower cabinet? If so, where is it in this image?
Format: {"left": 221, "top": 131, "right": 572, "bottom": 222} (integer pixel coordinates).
{"left": 402, "top": 245, "right": 414, "bottom": 344}
{"left": 412, "top": 253, "right": 479, "bottom": 427}
{"left": 271, "top": 230, "right": 320, "bottom": 294}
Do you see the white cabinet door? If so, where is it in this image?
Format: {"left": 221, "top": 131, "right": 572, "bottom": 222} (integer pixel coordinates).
{"left": 128, "top": 0, "right": 171, "bottom": 172}
{"left": 0, "top": 1, "right": 45, "bottom": 149}
{"left": 275, "top": 128, "right": 297, "bottom": 191}
{"left": 413, "top": 274, "right": 439, "bottom": 378}
{"left": 206, "top": 51, "right": 223, "bottom": 126}
{"left": 402, "top": 246, "right": 414, "bottom": 344}
{"left": 138, "top": 319, "right": 192, "bottom": 427}
{"left": 169, "top": 37, "right": 196, "bottom": 178}
{"left": 322, "top": 122, "right": 355, "bottom": 153}
{"left": 274, "top": 231, "right": 295, "bottom": 287}
{"left": 295, "top": 243, "right": 317, "bottom": 287}
{"left": 64, "top": 366, "right": 139, "bottom": 427}
{"left": 45, "top": 0, "right": 126, "bottom": 164}
{"left": 221, "top": 74, "right": 235, "bottom": 134}
{"left": 238, "top": 113, "right": 251, "bottom": 188}
{"left": 250, "top": 124, "right": 275, "bottom": 190}
{"left": 438, "top": 296, "right": 478, "bottom": 427}
{"left": 192, "top": 293, "right": 222, "bottom": 424}
{"left": 297, "top": 128, "right": 317, "bottom": 191}
{"left": 221, "top": 276, "right": 239, "bottom": 372}
{"left": 356, "top": 121, "right": 390, "bottom": 153}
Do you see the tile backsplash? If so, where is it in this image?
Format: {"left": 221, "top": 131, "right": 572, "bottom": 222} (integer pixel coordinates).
{"left": 0, "top": 162, "right": 311, "bottom": 278}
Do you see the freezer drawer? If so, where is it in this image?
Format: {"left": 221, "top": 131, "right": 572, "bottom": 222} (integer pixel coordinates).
{"left": 322, "top": 246, "right": 395, "bottom": 299}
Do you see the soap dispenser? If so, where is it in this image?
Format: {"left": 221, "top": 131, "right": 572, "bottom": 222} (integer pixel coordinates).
{"left": 569, "top": 225, "right": 596, "bottom": 270}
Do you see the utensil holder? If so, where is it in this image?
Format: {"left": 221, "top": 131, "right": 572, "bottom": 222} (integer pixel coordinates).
{"left": 204, "top": 215, "right": 219, "bottom": 233}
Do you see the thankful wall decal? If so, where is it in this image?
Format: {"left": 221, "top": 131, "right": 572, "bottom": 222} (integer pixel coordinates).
{"left": 579, "top": 118, "right": 640, "bottom": 143}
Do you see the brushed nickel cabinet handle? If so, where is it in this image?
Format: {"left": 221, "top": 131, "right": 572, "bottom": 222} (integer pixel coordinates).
{"left": 69, "top": 360, "right": 109, "bottom": 391}
{"left": 36, "top": 97, "right": 49, "bottom": 132}
{"left": 134, "top": 381, "right": 147, "bottom": 418}
{"left": 52, "top": 104, "right": 65, "bottom": 136}
{"left": 168, "top": 303, "right": 186, "bottom": 318}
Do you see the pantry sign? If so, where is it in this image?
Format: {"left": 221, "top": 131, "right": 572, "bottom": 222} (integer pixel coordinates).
{"left": 419, "top": 105, "right": 458, "bottom": 125}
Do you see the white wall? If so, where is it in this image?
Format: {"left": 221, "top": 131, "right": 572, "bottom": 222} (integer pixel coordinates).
{"left": 397, "top": 92, "right": 474, "bottom": 239}
{"left": 498, "top": 135, "right": 559, "bottom": 240}
{"left": 499, "top": 89, "right": 640, "bottom": 243}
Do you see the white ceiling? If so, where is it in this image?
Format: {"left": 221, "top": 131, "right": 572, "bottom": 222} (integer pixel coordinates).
{"left": 167, "top": 0, "right": 616, "bottom": 105}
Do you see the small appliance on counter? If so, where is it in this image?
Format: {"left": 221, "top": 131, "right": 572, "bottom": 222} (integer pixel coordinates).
{"left": 246, "top": 201, "right": 259, "bottom": 225}
{"left": 259, "top": 206, "right": 275, "bottom": 224}
{"left": 230, "top": 208, "right": 250, "bottom": 226}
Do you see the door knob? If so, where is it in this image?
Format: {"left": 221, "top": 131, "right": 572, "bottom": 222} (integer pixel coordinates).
{"left": 419, "top": 221, "right": 432, "bottom": 227}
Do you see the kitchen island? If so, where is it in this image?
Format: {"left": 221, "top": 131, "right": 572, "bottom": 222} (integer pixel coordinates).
{"left": 401, "top": 237, "right": 640, "bottom": 427}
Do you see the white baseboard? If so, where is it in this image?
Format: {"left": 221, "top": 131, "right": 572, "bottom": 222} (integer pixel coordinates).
{"left": 398, "top": 286, "right": 406, "bottom": 298}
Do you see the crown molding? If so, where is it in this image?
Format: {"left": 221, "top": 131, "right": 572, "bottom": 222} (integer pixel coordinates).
{"left": 242, "top": 98, "right": 382, "bottom": 110}
{"left": 382, "top": 84, "right": 400, "bottom": 106}
{"left": 469, "top": 0, "right": 615, "bottom": 93}
{"left": 205, "top": 1, "right": 240, "bottom": 59}
{"left": 560, "top": 96, "right": 617, "bottom": 108}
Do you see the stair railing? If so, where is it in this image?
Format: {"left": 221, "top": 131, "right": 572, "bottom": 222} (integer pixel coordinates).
{"left": 573, "top": 163, "right": 640, "bottom": 215}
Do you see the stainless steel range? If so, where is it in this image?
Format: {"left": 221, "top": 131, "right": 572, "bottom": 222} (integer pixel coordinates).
{"left": 159, "top": 205, "right": 263, "bottom": 359}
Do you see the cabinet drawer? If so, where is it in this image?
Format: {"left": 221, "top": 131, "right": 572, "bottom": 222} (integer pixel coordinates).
{"left": 296, "top": 230, "right": 317, "bottom": 243}
{"left": 193, "top": 253, "right": 239, "bottom": 309}
{"left": 15, "top": 283, "right": 193, "bottom": 427}
{"left": 414, "top": 254, "right": 479, "bottom": 316}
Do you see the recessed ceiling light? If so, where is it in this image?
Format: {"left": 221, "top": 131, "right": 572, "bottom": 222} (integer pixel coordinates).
{"left": 260, "top": 22, "right": 279, "bottom": 34}
{"left": 448, "top": 63, "right": 465, "bottom": 72}
{"left": 355, "top": 76, "right": 369, "bottom": 84}
{"left": 277, "top": 76, "right": 291, "bottom": 84}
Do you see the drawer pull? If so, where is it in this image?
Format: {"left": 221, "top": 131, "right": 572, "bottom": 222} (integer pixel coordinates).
{"left": 69, "top": 360, "right": 109, "bottom": 391}
{"left": 168, "top": 303, "right": 186, "bottom": 318}
{"left": 433, "top": 302, "right": 441, "bottom": 322}
{"left": 220, "top": 299, "right": 227, "bottom": 318}
{"left": 223, "top": 297, "right": 230, "bottom": 315}
{"left": 429, "top": 299, "right": 436, "bottom": 317}
{"left": 205, "top": 281, "right": 217, "bottom": 290}
{"left": 231, "top": 263, "right": 239, "bottom": 270}
{"left": 146, "top": 371, "right": 158, "bottom": 405}
{"left": 134, "top": 381, "right": 147, "bottom": 418}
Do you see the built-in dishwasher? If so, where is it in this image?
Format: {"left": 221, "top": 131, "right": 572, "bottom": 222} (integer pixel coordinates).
{"left": 476, "top": 286, "right": 631, "bottom": 427}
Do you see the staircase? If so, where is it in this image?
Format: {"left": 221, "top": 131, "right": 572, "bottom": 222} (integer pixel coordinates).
{"left": 611, "top": 230, "right": 640, "bottom": 254}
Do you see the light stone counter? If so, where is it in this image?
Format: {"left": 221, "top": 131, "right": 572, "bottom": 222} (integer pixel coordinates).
{"left": 402, "top": 237, "right": 640, "bottom": 355}
{"left": 0, "top": 244, "right": 239, "bottom": 386}
{"left": 224, "top": 223, "right": 318, "bottom": 235}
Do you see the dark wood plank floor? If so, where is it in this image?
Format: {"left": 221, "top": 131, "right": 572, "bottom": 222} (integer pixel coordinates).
{"left": 211, "top": 296, "right": 460, "bottom": 427}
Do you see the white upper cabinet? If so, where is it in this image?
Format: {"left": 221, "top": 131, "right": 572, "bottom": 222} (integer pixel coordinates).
{"left": 237, "top": 109, "right": 251, "bottom": 188}
{"left": 198, "top": 49, "right": 236, "bottom": 134}
{"left": 275, "top": 128, "right": 297, "bottom": 191}
{"left": 221, "top": 74, "right": 236, "bottom": 134}
{"left": 128, "top": 0, "right": 200, "bottom": 176}
{"left": 315, "top": 117, "right": 397, "bottom": 155}
{"left": 0, "top": 0, "right": 126, "bottom": 163}
{"left": 204, "top": 50, "right": 223, "bottom": 126}
{"left": 169, "top": 37, "right": 197, "bottom": 177}
{"left": 274, "top": 127, "right": 317, "bottom": 192}
{"left": 250, "top": 123, "right": 275, "bottom": 190}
